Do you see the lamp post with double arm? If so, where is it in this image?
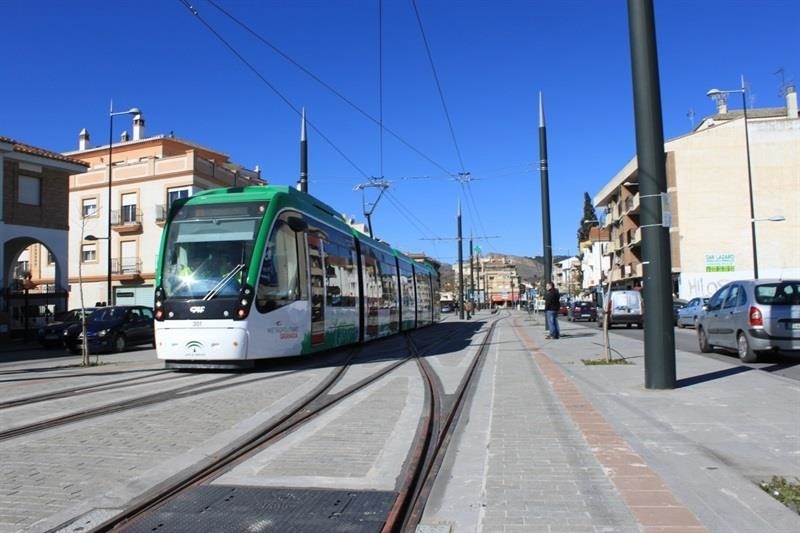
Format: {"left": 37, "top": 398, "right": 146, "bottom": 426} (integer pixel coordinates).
{"left": 107, "top": 103, "right": 141, "bottom": 304}
{"left": 707, "top": 79, "right": 758, "bottom": 277}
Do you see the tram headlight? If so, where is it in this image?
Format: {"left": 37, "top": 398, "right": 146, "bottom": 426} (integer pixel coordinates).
{"left": 154, "top": 286, "right": 165, "bottom": 321}
{"left": 234, "top": 284, "right": 253, "bottom": 320}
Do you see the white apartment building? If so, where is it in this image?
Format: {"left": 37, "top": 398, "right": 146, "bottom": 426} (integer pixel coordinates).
{"left": 62, "top": 115, "right": 264, "bottom": 309}
{"left": 579, "top": 226, "right": 610, "bottom": 299}
{"left": 594, "top": 86, "right": 799, "bottom": 299}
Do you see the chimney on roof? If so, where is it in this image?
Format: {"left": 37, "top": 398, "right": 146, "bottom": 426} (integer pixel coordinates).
{"left": 78, "top": 128, "right": 90, "bottom": 150}
{"left": 786, "top": 85, "right": 798, "bottom": 119}
{"left": 710, "top": 92, "right": 728, "bottom": 115}
{"left": 133, "top": 113, "right": 145, "bottom": 140}
{"left": 120, "top": 130, "right": 130, "bottom": 142}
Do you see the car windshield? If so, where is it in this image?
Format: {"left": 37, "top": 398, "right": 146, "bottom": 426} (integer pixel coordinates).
{"left": 754, "top": 281, "right": 800, "bottom": 305}
{"left": 90, "top": 307, "right": 127, "bottom": 321}
{"left": 161, "top": 201, "right": 266, "bottom": 299}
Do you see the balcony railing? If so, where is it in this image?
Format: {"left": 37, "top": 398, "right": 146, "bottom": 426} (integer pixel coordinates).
{"left": 111, "top": 208, "right": 142, "bottom": 225}
{"left": 112, "top": 257, "right": 142, "bottom": 276}
{"left": 111, "top": 209, "right": 143, "bottom": 232}
{"left": 155, "top": 204, "right": 168, "bottom": 224}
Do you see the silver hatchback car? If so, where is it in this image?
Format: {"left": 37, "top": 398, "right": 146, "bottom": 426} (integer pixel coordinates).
{"left": 697, "top": 279, "right": 800, "bottom": 362}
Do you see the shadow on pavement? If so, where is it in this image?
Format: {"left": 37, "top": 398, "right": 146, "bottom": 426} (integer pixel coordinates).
{"left": 676, "top": 365, "right": 753, "bottom": 388}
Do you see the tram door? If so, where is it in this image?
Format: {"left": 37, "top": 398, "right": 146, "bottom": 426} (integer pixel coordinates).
{"left": 307, "top": 234, "right": 325, "bottom": 346}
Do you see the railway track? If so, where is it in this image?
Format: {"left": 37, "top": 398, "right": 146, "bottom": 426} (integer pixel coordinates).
{"left": 78, "top": 315, "right": 503, "bottom": 533}
{"left": 0, "top": 370, "right": 182, "bottom": 410}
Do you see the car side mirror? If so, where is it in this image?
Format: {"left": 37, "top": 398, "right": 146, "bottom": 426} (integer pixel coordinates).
{"left": 702, "top": 304, "right": 709, "bottom": 311}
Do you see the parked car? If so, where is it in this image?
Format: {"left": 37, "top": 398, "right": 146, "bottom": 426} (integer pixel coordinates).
{"left": 597, "top": 290, "right": 643, "bottom": 328}
{"left": 64, "top": 305, "right": 155, "bottom": 354}
{"left": 568, "top": 301, "right": 597, "bottom": 322}
{"left": 696, "top": 279, "right": 800, "bottom": 362}
{"left": 672, "top": 298, "right": 689, "bottom": 325}
{"left": 441, "top": 302, "right": 454, "bottom": 313}
{"left": 37, "top": 307, "right": 97, "bottom": 348}
{"left": 676, "top": 297, "right": 709, "bottom": 328}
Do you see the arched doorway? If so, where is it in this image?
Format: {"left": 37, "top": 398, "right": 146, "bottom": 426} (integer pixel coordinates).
{"left": 3, "top": 238, "right": 68, "bottom": 339}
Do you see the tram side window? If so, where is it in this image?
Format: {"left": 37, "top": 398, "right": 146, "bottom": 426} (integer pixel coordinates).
{"left": 324, "top": 235, "right": 357, "bottom": 308}
{"left": 379, "top": 253, "right": 398, "bottom": 310}
{"left": 256, "top": 219, "right": 303, "bottom": 312}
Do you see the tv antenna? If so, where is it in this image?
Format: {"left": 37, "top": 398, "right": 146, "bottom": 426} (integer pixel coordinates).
{"left": 775, "top": 67, "right": 794, "bottom": 97}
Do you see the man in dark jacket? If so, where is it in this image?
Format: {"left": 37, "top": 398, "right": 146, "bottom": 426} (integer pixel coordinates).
{"left": 544, "top": 281, "right": 560, "bottom": 339}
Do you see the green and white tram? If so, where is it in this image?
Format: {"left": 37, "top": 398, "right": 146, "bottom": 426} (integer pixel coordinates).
{"left": 154, "top": 186, "right": 439, "bottom": 369}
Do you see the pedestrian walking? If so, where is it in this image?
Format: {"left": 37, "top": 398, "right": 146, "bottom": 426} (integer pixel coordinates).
{"left": 544, "top": 281, "right": 560, "bottom": 339}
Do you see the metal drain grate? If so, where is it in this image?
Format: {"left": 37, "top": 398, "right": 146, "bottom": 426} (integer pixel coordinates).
{"left": 125, "top": 485, "right": 396, "bottom": 532}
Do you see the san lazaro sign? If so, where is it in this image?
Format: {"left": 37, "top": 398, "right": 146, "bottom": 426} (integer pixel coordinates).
{"left": 705, "top": 253, "right": 735, "bottom": 273}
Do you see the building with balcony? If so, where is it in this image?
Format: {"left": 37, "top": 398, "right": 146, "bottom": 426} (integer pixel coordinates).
{"left": 554, "top": 257, "right": 581, "bottom": 299}
{"left": 579, "top": 226, "right": 610, "bottom": 300}
{"left": 62, "top": 116, "right": 264, "bottom": 308}
{"left": 1, "top": 136, "right": 88, "bottom": 337}
{"left": 594, "top": 86, "right": 799, "bottom": 299}
{"left": 454, "top": 253, "right": 542, "bottom": 307}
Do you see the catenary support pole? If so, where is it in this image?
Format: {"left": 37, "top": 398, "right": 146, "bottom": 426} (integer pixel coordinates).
{"left": 538, "top": 92, "right": 553, "bottom": 286}
{"left": 299, "top": 108, "right": 308, "bottom": 193}
{"left": 457, "top": 201, "right": 465, "bottom": 320}
{"left": 627, "top": 0, "right": 676, "bottom": 389}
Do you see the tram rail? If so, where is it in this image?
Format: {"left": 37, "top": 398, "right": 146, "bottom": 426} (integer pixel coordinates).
{"left": 0, "top": 370, "right": 182, "bottom": 410}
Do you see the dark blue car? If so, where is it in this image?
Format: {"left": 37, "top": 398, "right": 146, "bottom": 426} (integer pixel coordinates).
{"left": 37, "top": 308, "right": 97, "bottom": 348}
{"left": 64, "top": 305, "right": 155, "bottom": 354}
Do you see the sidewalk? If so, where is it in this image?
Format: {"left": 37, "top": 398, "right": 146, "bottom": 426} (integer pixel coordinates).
{"left": 421, "top": 310, "right": 800, "bottom": 532}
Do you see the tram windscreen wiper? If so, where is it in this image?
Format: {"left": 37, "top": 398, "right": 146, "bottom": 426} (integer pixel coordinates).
{"left": 202, "top": 263, "right": 245, "bottom": 301}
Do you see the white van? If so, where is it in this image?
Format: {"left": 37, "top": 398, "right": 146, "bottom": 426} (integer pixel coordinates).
{"left": 597, "top": 289, "right": 643, "bottom": 328}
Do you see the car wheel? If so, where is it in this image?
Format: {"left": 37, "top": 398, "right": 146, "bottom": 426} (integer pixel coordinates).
{"left": 698, "top": 327, "right": 712, "bottom": 353}
{"left": 737, "top": 332, "right": 758, "bottom": 363}
{"left": 112, "top": 334, "right": 127, "bottom": 353}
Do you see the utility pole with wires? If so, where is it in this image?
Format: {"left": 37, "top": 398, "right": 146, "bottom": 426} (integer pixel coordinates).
{"left": 421, "top": 232, "right": 498, "bottom": 314}
{"left": 353, "top": 178, "right": 390, "bottom": 239}
{"left": 457, "top": 200, "right": 464, "bottom": 319}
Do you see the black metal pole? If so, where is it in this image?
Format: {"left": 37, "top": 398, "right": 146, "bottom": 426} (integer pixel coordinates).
{"left": 107, "top": 110, "right": 114, "bottom": 306}
{"left": 538, "top": 92, "right": 553, "bottom": 286}
{"left": 741, "top": 88, "right": 758, "bottom": 278}
{"left": 299, "top": 108, "right": 308, "bottom": 193}
{"left": 457, "top": 201, "right": 464, "bottom": 319}
{"left": 627, "top": 0, "right": 676, "bottom": 389}
{"left": 469, "top": 236, "right": 475, "bottom": 305}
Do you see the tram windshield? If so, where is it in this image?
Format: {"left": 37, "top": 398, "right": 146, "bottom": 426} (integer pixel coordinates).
{"left": 161, "top": 201, "right": 266, "bottom": 299}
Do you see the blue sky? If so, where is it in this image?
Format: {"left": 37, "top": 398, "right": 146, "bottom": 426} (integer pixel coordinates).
{"left": 1, "top": 1, "right": 797, "bottom": 264}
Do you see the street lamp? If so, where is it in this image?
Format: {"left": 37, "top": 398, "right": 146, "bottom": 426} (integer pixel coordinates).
{"left": 707, "top": 80, "right": 758, "bottom": 277}
{"left": 107, "top": 103, "right": 141, "bottom": 304}
{"left": 85, "top": 234, "right": 109, "bottom": 304}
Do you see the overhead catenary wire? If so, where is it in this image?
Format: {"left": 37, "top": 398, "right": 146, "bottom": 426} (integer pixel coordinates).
{"left": 176, "top": 0, "right": 369, "bottom": 179}
{"left": 411, "top": 0, "right": 466, "bottom": 174}
{"left": 201, "top": 0, "right": 456, "bottom": 178}
{"left": 410, "top": 0, "right": 495, "bottom": 255}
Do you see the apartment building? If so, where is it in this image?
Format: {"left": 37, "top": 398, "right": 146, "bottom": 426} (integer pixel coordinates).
{"left": 578, "top": 226, "right": 610, "bottom": 300}
{"left": 594, "top": 86, "right": 799, "bottom": 299}
{"left": 454, "top": 254, "right": 542, "bottom": 306}
{"left": 62, "top": 115, "right": 264, "bottom": 309}
{"left": 1, "top": 136, "right": 88, "bottom": 337}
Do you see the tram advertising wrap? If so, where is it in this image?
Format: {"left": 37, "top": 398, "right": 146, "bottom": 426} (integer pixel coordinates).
{"left": 154, "top": 186, "right": 439, "bottom": 369}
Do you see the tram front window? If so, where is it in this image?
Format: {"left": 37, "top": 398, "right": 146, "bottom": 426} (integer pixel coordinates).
{"left": 161, "top": 202, "right": 265, "bottom": 299}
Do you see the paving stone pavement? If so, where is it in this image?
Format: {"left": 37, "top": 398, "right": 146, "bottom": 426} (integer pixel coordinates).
{"left": 420, "top": 310, "right": 800, "bottom": 532}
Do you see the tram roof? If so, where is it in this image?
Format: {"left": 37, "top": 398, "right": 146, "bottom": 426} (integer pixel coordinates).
{"left": 185, "top": 185, "right": 434, "bottom": 273}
